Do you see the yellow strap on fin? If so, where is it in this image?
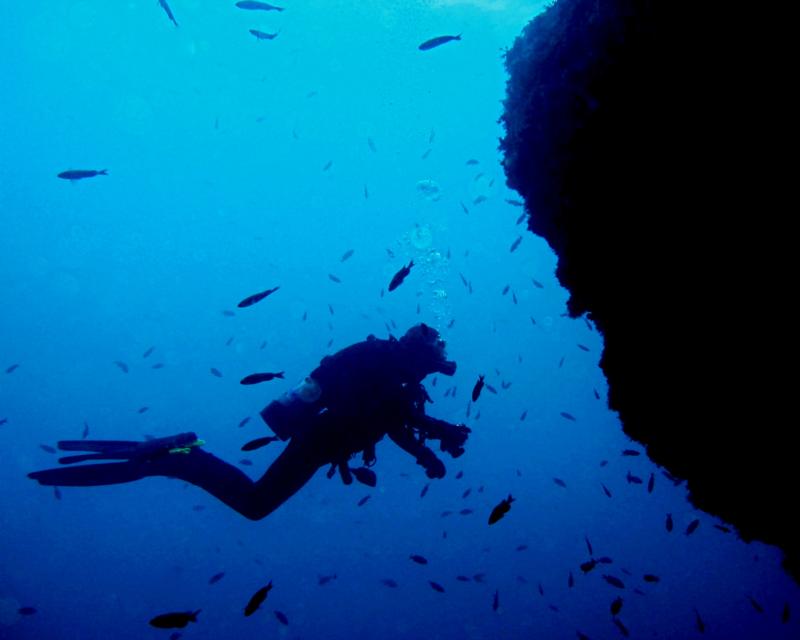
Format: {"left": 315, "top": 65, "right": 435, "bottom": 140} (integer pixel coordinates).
{"left": 169, "top": 439, "right": 205, "bottom": 455}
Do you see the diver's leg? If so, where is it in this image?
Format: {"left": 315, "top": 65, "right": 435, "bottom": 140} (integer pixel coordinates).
{"left": 30, "top": 441, "right": 325, "bottom": 521}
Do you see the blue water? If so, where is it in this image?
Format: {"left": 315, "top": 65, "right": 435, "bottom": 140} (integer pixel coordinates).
{"left": 1, "top": 1, "right": 797, "bottom": 639}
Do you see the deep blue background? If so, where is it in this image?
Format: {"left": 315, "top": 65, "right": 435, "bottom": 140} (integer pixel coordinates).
{"left": 1, "top": 1, "right": 797, "bottom": 638}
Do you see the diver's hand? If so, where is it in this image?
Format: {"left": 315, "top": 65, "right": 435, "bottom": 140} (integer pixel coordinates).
{"left": 416, "top": 448, "right": 445, "bottom": 479}
{"left": 440, "top": 424, "right": 470, "bottom": 458}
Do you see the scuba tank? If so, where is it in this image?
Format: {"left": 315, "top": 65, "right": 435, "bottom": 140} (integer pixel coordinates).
{"left": 260, "top": 376, "right": 322, "bottom": 440}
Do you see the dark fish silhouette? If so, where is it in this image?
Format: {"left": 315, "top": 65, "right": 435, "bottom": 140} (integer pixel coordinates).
{"left": 250, "top": 29, "right": 278, "bottom": 40}
{"left": 568, "top": 571, "right": 574, "bottom": 588}
{"left": 239, "top": 459, "right": 253, "bottom": 466}
{"left": 237, "top": 286, "right": 280, "bottom": 308}
{"left": 18, "top": 607, "right": 37, "bottom": 616}
{"left": 647, "top": 473, "right": 655, "bottom": 493}
{"left": 560, "top": 411, "right": 576, "bottom": 421}
{"left": 158, "top": 0, "right": 179, "bottom": 26}
{"left": 601, "top": 483, "right": 612, "bottom": 498}
{"left": 210, "top": 368, "right": 223, "bottom": 378}
{"left": 241, "top": 436, "right": 279, "bottom": 451}
{"left": 509, "top": 236, "right": 522, "bottom": 252}
{"left": 461, "top": 488, "right": 471, "bottom": 499}
{"left": 222, "top": 310, "right": 236, "bottom": 317}
{"left": 666, "top": 513, "right": 673, "bottom": 532}
{"left": 244, "top": 581, "right": 273, "bottom": 616}
{"left": 685, "top": 519, "right": 700, "bottom": 535}
{"left": 713, "top": 524, "right": 732, "bottom": 533}
{"left": 621, "top": 449, "right": 640, "bottom": 456}
{"left": 516, "top": 544, "right": 528, "bottom": 551}
{"left": 782, "top": 602, "right": 790, "bottom": 623}
{"left": 459, "top": 508, "right": 473, "bottom": 515}
{"left": 580, "top": 559, "right": 597, "bottom": 574}
{"left": 626, "top": 471, "right": 642, "bottom": 484}
{"left": 274, "top": 610, "right": 289, "bottom": 625}
{"left": 488, "top": 494, "right": 514, "bottom": 525}
{"left": 694, "top": 609, "right": 705, "bottom": 633}
{"left": 613, "top": 617, "right": 630, "bottom": 637}
{"left": 149, "top": 610, "right": 200, "bottom": 629}
{"left": 420, "top": 483, "right": 429, "bottom": 497}
{"left": 418, "top": 34, "right": 461, "bottom": 50}
{"left": 456, "top": 575, "right": 471, "bottom": 582}
{"left": 0, "top": 418, "right": 7, "bottom": 426}
{"left": 53, "top": 486, "right": 62, "bottom": 500}
{"left": 138, "top": 406, "right": 149, "bottom": 414}
{"left": 240, "top": 372, "right": 284, "bottom": 385}
{"left": 236, "top": 0, "right": 284, "bottom": 10}
{"left": 340, "top": 249, "right": 355, "bottom": 262}
{"left": 429, "top": 581, "right": 445, "bottom": 593}
{"left": 610, "top": 596, "right": 623, "bottom": 616}
{"left": 410, "top": 554, "right": 428, "bottom": 565}
{"left": 209, "top": 572, "right": 225, "bottom": 585}
{"left": 642, "top": 574, "right": 660, "bottom": 583}
{"left": 142, "top": 346, "right": 155, "bottom": 358}
{"left": 603, "top": 574, "right": 625, "bottom": 589}
{"left": 58, "top": 169, "right": 108, "bottom": 181}
{"left": 318, "top": 574, "right": 337, "bottom": 585}
{"left": 471, "top": 375, "right": 484, "bottom": 401}
{"left": 585, "top": 536, "right": 593, "bottom": 555}
{"left": 388, "top": 261, "right": 413, "bottom": 291}
{"left": 553, "top": 477, "right": 566, "bottom": 488}
{"left": 328, "top": 274, "right": 342, "bottom": 283}
{"left": 351, "top": 467, "right": 377, "bottom": 487}
{"left": 238, "top": 416, "right": 252, "bottom": 428}
{"left": 381, "top": 578, "right": 398, "bottom": 588}
{"left": 113, "top": 360, "right": 129, "bottom": 373}
{"left": 747, "top": 595, "right": 764, "bottom": 613}
{"left": 357, "top": 495, "right": 370, "bottom": 506}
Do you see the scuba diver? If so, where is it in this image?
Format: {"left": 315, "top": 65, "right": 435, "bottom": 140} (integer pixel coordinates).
{"left": 28, "top": 324, "right": 470, "bottom": 520}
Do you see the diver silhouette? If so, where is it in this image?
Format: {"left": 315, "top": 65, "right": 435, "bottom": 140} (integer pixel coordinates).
{"left": 28, "top": 324, "right": 470, "bottom": 520}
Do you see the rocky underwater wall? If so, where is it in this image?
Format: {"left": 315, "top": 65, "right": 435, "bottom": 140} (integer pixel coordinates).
{"left": 501, "top": 0, "right": 796, "bottom": 581}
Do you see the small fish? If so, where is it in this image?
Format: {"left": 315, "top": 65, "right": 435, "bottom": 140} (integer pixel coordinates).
{"left": 225, "top": 336, "right": 234, "bottom": 347}
{"left": 473, "top": 195, "right": 487, "bottom": 205}
{"left": 471, "top": 375, "right": 484, "bottom": 402}
{"left": 0, "top": 418, "right": 7, "bottom": 426}
{"left": 429, "top": 581, "right": 445, "bottom": 593}
{"left": 580, "top": 559, "right": 597, "bottom": 574}
{"left": 367, "top": 137, "right": 377, "bottom": 152}
{"left": 782, "top": 602, "right": 790, "bottom": 623}
{"left": 602, "top": 574, "right": 625, "bottom": 589}
{"left": 113, "top": 360, "right": 129, "bottom": 373}
{"left": 553, "top": 477, "right": 566, "bottom": 488}
{"left": 492, "top": 590, "right": 499, "bottom": 611}
{"left": 685, "top": 519, "right": 700, "bottom": 535}
{"left": 642, "top": 574, "right": 660, "bottom": 583}
{"left": 240, "top": 372, "right": 284, "bottom": 385}
{"left": 210, "top": 367, "right": 223, "bottom": 378}
{"left": 509, "top": 236, "right": 522, "bottom": 252}
{"left": 357, "top": 495, "right": 370, "bottom": 507}
{"left": 485, "top": 383, "right": 497, "bottom": 394}
{"left": 585, "top": 536, "right": 593, "bottom": 555}
{"left": 713, "top": 524, "right": 732, "bottom": 533}
{"left": 241, "top": 436, "right": 279, "bottom": 451}
{"left": 516, "top": 212, "right": 526, "bottom": 225}
{"left": 410, "top": 554, "right": 428, "bottom": 565}
{"left": 694, "top": 608, "right": 705, "bottom": 633}
{"left": 381, "top": 578, "right": 398, "bottom": 588}
{"left": 57, "top": 169, "right": 108, "bottom": 181}
{"left": 601, "top": 483, "right": 612, "bottom": 498}
{"left": 209, "top": 572, "right": 225, "bottom": 585}
{"left": 18, "top": 606, "right": 37, "bottom": 616}
{"left": 142, "top": 346, "right": 155, "bottom": 358}
{"left": 53, "top": 486, "right": 62, "bottom": 500}
{"left": 328, "top": 273, "right": 342, "bottom": 284}
{"left": 506, "top": 198, "right": 523, "bottom": 206}
{"left": 666, "top": 513, "right": 674, "bottom": 532}
{"left": 560, "top": 411, "right": 576, "bottom": 421}
{"left": 515, "top": 544, "right": 528, "bottom": 551}
{"left": 138, "top": 406, "right": 149, "bottom": 414}
{"left": 610, "top": 596, "right": 623, "bottom": 616}
{"left": 274, "top": 610, "right": 289, "bottom": 625}
{"left": 152, "top": 363, "right": 165, "bottom": 369}
{"left": 322, "top": 160, "right": 333, "bottom": 171}
{"left": 577, "top": 343, "right": 590, "bottom": 352}
{"left": 328, "top": 303, "right": 335, "bottom": 315}
{"left": 340, "top": 249, "right": 355, "bottom": 262}
{"left": 351, "top": 467, "right": 377, "bottom": 487}
{"left": 388, "top": 261, "right": 413, "bottom": 292}
{"left": 244, "top": 582, "right": 273, "bottom": 616}
{"left": 462, "top": 488, "right": 471, "bottom": 499}
{"left": 239, "top": 459, "right": 253, "bottom": 466}
{"left": 158, "top": 0, "right": 179, "bottom": 26}
{"left": 236, "top": 0, "right": 284, "bottom": 10}
{"left": 238, "top": 416, "right": 251, "bottom": 428}
{"left": 192, "top": 504, "right": 205, "bottom": 512}
{"left": 519, "top": 410, "right": 528, "bottom": 421}
{"left": 237, "top": 286, "right": 280, "bottom": 308}
{"left": 531, "top": 278, "right": 544, "bottom": 289}
{"left": 621, "top": 449, "right": 640, "bottom": 456}
{"left": 250, "top": 29, "right": 279, "bottom": 40}
{"left": 420, "top": 483, "right": 430, "bottom": 497}
{"left": 626, "top": 472, "right": 642, "bottom": 484}
{"left": 502, "top": 284, "right": 510, "bottom": 296}
{"left": 460, "top": 201, "right": 469, "bottom": 214}
{"left": 364, "top": 184, "right": 369, "bottom": 198}
{"left": 421, "top": 148, "right": 432, "bottom": 159}
{"left": 537, "top": 582, "right": 543, "bottom": 595}
{"left": 568, "top": 571, "right": 574, "bottom": 588}
{"left": 222, "top": 310, "right": 236, "bottom": 317}
{"left": 488, "top": 494, "right": 514, "bottom": 525}
{"left": 613, "top": 617, "right": 630, "bottom": 637}
{"left": 40, "top": 444, "right": 57, "bottom": 454}
{"left": 149, "top": 610, "right": 201, "bottom": 629}
{"left": 317, "top": 574, "right": 337, "bottom": 585}
{"left": 459, "top": 508, "right": 473, "bottom": 515}
{"left": 418, "top": 34, "right": 461, "bottom": 50}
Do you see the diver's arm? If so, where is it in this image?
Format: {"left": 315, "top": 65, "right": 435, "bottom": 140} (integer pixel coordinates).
{"left": 413, "top": 415, "right": 471, "bottom": 458}
{"left": 388, "top": 426, "right": 445, "bottom": 479}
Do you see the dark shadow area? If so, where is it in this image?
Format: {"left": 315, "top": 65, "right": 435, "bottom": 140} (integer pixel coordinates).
{"left": 501, "top": 0, "right": 796, "bottom": 581}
